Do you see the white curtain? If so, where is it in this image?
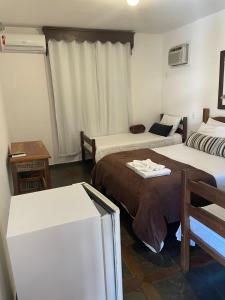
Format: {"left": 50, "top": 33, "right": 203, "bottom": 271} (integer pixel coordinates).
{"left": 48, "top": 39, "right": 131, "bottom": 157}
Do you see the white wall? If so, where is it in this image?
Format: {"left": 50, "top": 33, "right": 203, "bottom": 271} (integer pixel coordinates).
{"left": 2, "top": 10, "right": 225, "bottom": 164}
{"left": 0, "top": 29, "right": 163, "bottom": 164}
{"left": 0, "top": 28, "right": 54, "bottom": 164}
{"left": 131, "top": 33, "right": 163, "bottom": 129}
{"left": 2, "top": 9, "right": 225, "bottom": 163}
{"left": 0, "top": 83, "right": 13, "bottom": 300}
{"left": 162, "top": 9, "right": 225, "bottom": 130}
{"left": 0, "top": 52, "right": 54, "bottom": 157}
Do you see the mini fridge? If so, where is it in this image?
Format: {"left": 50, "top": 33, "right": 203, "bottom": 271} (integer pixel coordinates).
{"left": 7, "top": 183, "right": 123, "bottom": 300}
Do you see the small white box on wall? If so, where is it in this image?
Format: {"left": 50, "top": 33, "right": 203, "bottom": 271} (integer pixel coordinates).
{"left": 168, "top": 43, "right": 189, "bottom": 66}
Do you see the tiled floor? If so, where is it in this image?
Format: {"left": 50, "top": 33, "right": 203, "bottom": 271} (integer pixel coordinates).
{"left": 50, "top": 161, "right": 225, "bottom": 300}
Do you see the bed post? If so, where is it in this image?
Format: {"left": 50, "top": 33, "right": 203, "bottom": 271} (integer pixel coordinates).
{"left": 182, "top": 117, "right": 188, "bottom": 143}
{"left": 203, "top": 108, "right": 210, "bottom": 123}
{"left": 92, "top": 140, "right": 96, "bottom": 164}
{"left": 80, "top": 131, "right": 85, "bottom": 162}
{"left": 181, "top": 169, "right": 191, "bottom": 272}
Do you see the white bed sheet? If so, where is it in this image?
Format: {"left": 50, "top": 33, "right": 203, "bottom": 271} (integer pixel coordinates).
{"left": 86, "top": 132, "right": 182, "bottom": 162}
{"left": 154, "top": 144, "right": 225, "bottom": 191}
{"left": 162, "top": 144, "right": 225, "bottom": 257}
{"left": 176, "top": 204, "right": 225, "bottom": 258}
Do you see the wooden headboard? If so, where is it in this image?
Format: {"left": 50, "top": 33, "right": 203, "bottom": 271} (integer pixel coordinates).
{"left": 203, "top": 108, "right": 225, "bottom": 123}
{"left": 160, "top": 114, "right": 188, "bottom": 143}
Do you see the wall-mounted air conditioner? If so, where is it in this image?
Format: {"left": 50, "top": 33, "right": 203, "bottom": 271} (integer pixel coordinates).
{"left": 0, "top": 33, "right": 46, "bottom": 54}
{"left": 168, "top": 43, "right": 189, "bottom": 66}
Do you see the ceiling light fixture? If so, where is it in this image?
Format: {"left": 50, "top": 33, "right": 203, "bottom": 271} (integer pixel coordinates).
{"left": 127, "top": 0, "right": 139, "bottom": 6}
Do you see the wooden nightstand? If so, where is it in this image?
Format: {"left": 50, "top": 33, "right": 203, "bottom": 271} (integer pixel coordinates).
{"left": 9, "top": 141, "right": 51, "bottom": 195}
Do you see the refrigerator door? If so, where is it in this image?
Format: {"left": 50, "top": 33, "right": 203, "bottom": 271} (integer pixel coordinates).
{"left": 82, "top": 183, "right": 123, "bottom": 300}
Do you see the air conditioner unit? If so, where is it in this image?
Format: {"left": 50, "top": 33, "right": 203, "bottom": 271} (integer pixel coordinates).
{"left": 0, "top": 33, "right": 46, "bottom": 54}
{"left": 168, "top": 43, "right": 189, "bottom": 66}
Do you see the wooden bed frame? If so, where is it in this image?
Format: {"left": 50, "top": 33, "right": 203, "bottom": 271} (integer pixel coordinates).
{"left": 80, "top": 132, "right": 97, "bottom": 164}
{"left": 80, "top": 114, "right": 188, "bottom": 164}
{"left": 203, "top": 107, "right": 225, "bottom": 123}
{"left": 181, "top": 109, "right": 225, "bottom": 272}
{"left": 181, "top": 170, "right": 225, "bottom": 272}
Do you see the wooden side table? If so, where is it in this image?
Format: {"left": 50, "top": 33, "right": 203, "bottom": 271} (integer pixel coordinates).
{"left": 9, "top": 141, "right": 51, "bottom": 195}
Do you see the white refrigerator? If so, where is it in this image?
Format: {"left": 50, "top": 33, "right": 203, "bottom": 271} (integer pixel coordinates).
{"left": 7, "top": 183, "right": 123, "bottom": 300}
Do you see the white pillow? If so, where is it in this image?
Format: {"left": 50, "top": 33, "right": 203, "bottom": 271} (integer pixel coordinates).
{"left": 160, "top": 114, "right": 181, "bottom": 136}
{"left": 197, "top": 122, "right": 225, "bottom": 138}
{"left": 207, "top": 117, "right": 225, "bottom": 128}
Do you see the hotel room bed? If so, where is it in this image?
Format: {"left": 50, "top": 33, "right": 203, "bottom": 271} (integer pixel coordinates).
{"left": 92, "top": 108, "right": 225, "bottom": 253}
{"left": 83, "top": 132, "right": 182, "bottom": 163}
{"left": 81, "top": 115, "right": 187, "bottom": 163}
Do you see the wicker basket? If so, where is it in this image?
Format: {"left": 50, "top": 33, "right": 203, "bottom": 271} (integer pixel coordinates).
{"left": 18, "top": 171, "right": 46, "bottom": 194}
{"left": 16, "top": 160, "right": 45, "bottom": 172}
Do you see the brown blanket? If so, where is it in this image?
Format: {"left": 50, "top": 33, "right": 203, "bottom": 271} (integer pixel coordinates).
{"left": 92, "top": 149, "right": 216, "bottom": 252}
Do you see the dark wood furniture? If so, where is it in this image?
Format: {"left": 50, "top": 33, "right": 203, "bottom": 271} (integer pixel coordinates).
{"left": 80, "top": 131, "right": 96, "bottom": 164}
{"left": 80, "top": 115, "right": 188, "bottom": 164}
{"left": 203, "top": 107, "right": 225, "bottom": 123}
{"left": 181, "top": 169, "right": 225, "bottom": 272}
{"left": 9, "top": 141, "right": 51, "bottom": 195}
{"left": 218, "top": 50, "right": 225, "bottom": 109}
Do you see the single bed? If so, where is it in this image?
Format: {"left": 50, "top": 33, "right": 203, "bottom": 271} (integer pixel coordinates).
{"left": 178, "top": 170, "right": 225, "bottom": 272}
{"left": 92, "top": 108, "right": 225, "bottom": 253}
{"left": 81, "top": 114, "right": 187, "bottom": 163}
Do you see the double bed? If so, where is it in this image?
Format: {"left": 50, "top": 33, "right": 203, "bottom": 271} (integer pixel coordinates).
{"left": 92, "top": 108, "right": 225, "bottom": 253}
{"left": 81, "top": 114, "right": 187, "bottom": 163}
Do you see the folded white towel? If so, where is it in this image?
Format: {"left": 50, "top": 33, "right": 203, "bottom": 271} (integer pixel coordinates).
{"left": 128, "top": 159, "right": 165, "bottom": 172}
{"left": 126, "top": 159, "right": 171, "bottom": 179}
{"left": 127, "top": 165, "right": 171, "bottom": 179}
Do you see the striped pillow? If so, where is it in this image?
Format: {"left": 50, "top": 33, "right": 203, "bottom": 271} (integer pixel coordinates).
{"left": 185, "top": 131, "right": 225, "bottom": 157}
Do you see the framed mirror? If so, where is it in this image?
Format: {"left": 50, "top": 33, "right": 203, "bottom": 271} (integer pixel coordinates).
{"left": 218, "top": 50, "right": 225, "bottom": 109}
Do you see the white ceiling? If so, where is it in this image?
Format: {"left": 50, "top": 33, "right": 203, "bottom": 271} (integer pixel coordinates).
{"left": 1, "top": 0, "right": 225, "bottom": 33}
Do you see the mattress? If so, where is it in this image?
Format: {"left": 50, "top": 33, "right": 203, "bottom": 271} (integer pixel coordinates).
{"left": 85, "top": 132, "right": 182, "bottom": 162}
{"left": 154, "top": 143, "right": 225, "bottom": 191}
{"left": 166, "top": 144, "right": 225, "bottom": 256}
{"left": 176, "top": 204, "right": 225, "bottom": 258}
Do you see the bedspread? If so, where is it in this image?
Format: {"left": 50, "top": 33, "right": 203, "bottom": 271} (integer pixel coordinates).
{"left": 92, "top": 148, "right": 216, "bottom": 252}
